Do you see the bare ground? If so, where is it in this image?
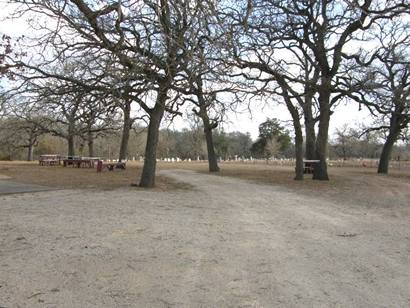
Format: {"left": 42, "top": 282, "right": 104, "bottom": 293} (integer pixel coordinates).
{"left": 0, "top": 169, "right": 409, "bottom": 307}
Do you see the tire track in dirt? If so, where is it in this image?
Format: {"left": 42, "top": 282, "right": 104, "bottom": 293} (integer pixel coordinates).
{"left": 160, "top": 169, "right": 410, "bottom": 307}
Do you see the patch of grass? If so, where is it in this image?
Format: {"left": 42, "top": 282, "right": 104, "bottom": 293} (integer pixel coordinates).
{"left": 0, "top": 161, "right": 191, "bottom": 191}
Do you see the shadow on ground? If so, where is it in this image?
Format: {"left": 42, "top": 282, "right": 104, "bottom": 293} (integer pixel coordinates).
{"left": 0, "top": 180, "right": 52, "bottom": 195}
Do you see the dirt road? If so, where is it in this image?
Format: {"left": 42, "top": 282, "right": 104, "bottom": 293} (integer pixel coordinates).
{"left": 1, "top": 170, "right": 409, "bottom": 307}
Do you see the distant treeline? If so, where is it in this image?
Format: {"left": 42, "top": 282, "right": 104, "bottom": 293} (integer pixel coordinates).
{"left": 1, "top": 117, "right": 409, "bottom": 161}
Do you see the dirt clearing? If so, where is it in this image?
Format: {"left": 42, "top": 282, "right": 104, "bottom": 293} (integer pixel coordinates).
{"left": 1, "top": 169, "right": 409, "bottom": 307}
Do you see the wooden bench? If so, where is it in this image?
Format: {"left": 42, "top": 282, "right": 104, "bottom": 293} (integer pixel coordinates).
{"left": 39, "top": 155, "right": 61, "bottom": 166}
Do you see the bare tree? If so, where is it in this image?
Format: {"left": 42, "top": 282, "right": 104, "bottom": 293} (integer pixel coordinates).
{"left": 347, "top": 21, "right": 410, "bottom": 174}
{"left": 333, "top": 124, "right": 353, "bottom": 161}
{"left": 79, "top": 98, "right": 119, "bottom": 157}
{"left": 223, "top": 0, "right": 409, "bottom": 180}
{"left": 0, "top": 115, "right": 45, "bottom": 161}
{"left": 7, "top": 75, "right": 118, "bottom": 157}
{"left": 0, "top": 34, "right": 20, "bottom": 78}
{"left": 10, "top": 0, "right": 214, "bottom": 187}
{"left": 181, "top": 32, "right": 236, "bottom": 172}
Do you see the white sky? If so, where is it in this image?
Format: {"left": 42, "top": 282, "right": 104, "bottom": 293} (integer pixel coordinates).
{"left": 0, "top": 3, "right": 28, "bottom": 32}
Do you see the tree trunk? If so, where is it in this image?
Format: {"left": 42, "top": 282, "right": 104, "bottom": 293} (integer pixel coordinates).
{"left": 281, "top": 87, "right": 304, "bottom": 180}
{"left": 88, "top": 137, "right": 94, "bottom": 157}
{"left": 341, "top": 140, "right": 347, "bottom": 161}
{"left": 67, "top": 135, "right": 75, "bottom": 156}
{"left": 304, "top": 113, "right": 316, "bottom": 160}
{"left": 313, "top": 87, "right": 330, "bottom": 181}
{"left": 378, "top": 118, "right": 401, "bottom": 174}
{"left": 27, "top": 144, "right": 34, "bottom": 161}
{"left": 119, "top": 102, "right": 132, "bottom": 162}
{"left": 204, "top": 125, "right": 219, "bottom": 172}
{"left": 139, "top": 91, "right": 167, "bottom": 188}
{"left": 294, "top": 123, "right": 304, "bottom": 181}
{"left": 85, "top": 123, "right": 94, "bottom": 157}
{"left": 303, "top": 68, "right": 317, "bottom": 160}
{"left": 194, "top": 75, "right": 219, "bottom": 172}
{"left": 67, "top": 119, "right": 76, "bottom": 156}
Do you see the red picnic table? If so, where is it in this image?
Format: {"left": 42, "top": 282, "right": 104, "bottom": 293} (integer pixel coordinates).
{"left": 62, "top": 157, "right": 100, "bottom": 168}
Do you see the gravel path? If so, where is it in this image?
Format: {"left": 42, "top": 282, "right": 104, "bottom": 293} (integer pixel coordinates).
{"left": 0, "top": 169, "right": 409, "bottom": 307}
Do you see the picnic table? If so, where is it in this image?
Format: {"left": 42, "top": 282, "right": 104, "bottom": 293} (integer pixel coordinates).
{"left": 39, "top": 154, "right": 61, "bottom": 166}
{"left": 303, "top": 160, "right": 320, "bottom": 174}
{"left": 97, "top": 161, "right": 126, "bottom": 172}
{"left": 63, "top": 157, "right": 100, "bottom": 168}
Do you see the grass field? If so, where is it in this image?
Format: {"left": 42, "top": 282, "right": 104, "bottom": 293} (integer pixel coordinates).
{"left": 0, "top": 161, "right": 189, "bottom": 191}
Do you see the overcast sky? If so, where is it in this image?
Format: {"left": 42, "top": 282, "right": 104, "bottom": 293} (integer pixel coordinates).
{"left": 167, "top": 99, "right": 371, "bottom": 140}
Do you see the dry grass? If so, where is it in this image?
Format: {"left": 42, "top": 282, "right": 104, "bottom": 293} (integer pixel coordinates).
{"left": 0, "top": 161, "right": 191, "bottom": 191}
{"left": 1, "top": 160, "right": 409, "bottom": 208}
